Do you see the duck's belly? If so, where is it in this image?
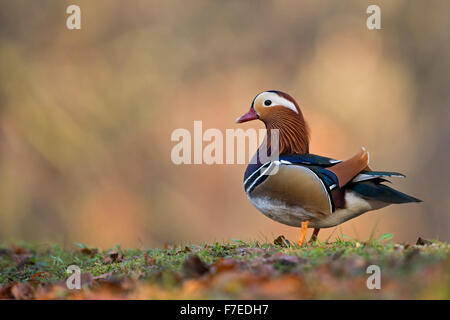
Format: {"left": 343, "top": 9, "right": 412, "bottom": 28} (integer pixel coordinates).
{"left": 248, "top": 194, "right": 319, "bottom": 227}
{"left": 248, "top": 191, "right": 383, "bottom": 228}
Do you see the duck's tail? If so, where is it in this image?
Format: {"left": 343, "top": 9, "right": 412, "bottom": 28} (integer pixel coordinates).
{"left": 350, "top": 181, "right": 422, "bottom": 203}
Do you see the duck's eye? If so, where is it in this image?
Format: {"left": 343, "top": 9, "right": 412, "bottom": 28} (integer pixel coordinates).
{"left": 264, "top": 100, "right": 272, "bottom": 106}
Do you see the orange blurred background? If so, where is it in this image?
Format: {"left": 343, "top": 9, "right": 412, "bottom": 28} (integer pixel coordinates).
{"left": 0, "top": 0, "right": 448, "bottom": 248}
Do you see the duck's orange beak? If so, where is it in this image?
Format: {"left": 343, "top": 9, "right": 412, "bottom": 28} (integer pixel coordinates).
{"left": 236, "top": 108, "right": 258, "bottom": 123}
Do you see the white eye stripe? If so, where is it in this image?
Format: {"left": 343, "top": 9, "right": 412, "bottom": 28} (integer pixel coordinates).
{"left": 257, "top": 92, "right": 298, "bottom": 114}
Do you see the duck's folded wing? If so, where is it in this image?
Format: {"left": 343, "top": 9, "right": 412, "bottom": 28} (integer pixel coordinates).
{"left": 278, "top": 154, "right": 341, "bottom": 167}
{"left": 280, "top": 153, "right": 406, "bottom": 185}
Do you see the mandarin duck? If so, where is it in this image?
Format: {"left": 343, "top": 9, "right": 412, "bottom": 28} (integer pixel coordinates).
{"left": 236, "top": 90, "right": 422, "bottom": 245}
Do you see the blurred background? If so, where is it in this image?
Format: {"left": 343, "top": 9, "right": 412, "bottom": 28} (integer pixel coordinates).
{"left": 0, "top": 0, "right": 449, "bottom": 248}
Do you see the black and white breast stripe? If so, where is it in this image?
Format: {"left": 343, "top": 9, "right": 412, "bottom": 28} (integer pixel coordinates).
{"left": 244, "top": 160, "right": 292, "bottom": 193}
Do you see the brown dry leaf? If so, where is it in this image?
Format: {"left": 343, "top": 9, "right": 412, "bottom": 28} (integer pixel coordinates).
{"left": 144, "top": 252, "right": 156, "bottom": 266}
{"left": 176, "top": 246, "right": 191, "bottom": 255}
{"left": 0, "top": 285, "right": 14, "bottom": 299}
{"left": 182, "top": 254, "right": 210, "bottom": 277}
{"left": 256, "top": 274, "right": 307, "bottom": 299}
{"left": 29, "top": 271, "right": 50, "bottom": 282}
{"left": 204, "top": 270, "right": 306, "bottom": 299}
{"left": 102, "top": 256, "right": 113, "bottom": 264}
{"left": 102, "top": 251, "right": 123, "bottom": 264}
{"left": 11, "top": 245, "right": 29, "bottom": 255}
{"left": 211, "top": 257, "right": 238, "bottom": 273}
{"left": 66, "top": 276, "right": 134, "bottom": 299}
{"left": 93, "top": 280, "right": 126, "bottom": 294}
{"left": 80, "top": 247, "right": 99, "bottom": 256}
{"left": 164, "top": 243, "right": 173, "bottom": 250}
{"left": 274, "top": 235, "right": 291, "bottom": 247}
{"left": 416, "top": 237, "right": 432, "bottom": 246}
{"left": 80, "top": 273, "right": 95, "bottom": 287}
{"left": 34, "top": 283, "right": 68, "bottom": 300}
{"left": 93, "top": 272, "right": 113, "bottom": 280}
{"left": 11, "top": 282, "right": 34, "bottom": 300}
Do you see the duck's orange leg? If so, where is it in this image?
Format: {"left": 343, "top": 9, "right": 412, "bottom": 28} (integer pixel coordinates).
{"left": 297, "top": 221, "right": 309, "bottom": 246}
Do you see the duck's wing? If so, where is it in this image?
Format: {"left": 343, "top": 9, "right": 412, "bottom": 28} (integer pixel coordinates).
{"left": 351, "top": 170, "right": 405, "bottom": 183}
{"left": 326, "top": 148, "right": 370, "bottom": 187}
{"left": 279, "top": 154, "right": 341, "bottom": 167}
{"left": 281, "top": 153, "right": 407, "bottom": 187}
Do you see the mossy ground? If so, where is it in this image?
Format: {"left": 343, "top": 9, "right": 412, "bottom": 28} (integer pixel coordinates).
{"left": 0, "top": 235, "right": 449, "bottom": 299}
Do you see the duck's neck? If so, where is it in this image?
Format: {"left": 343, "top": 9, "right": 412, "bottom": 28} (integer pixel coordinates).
{"left": 265, "top": 111, "right": 309, "bottom": 155}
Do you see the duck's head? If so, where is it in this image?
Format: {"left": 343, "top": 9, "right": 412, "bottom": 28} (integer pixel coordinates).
{"left": 236, "top": 90, "right": 301, "bottom": 124}
{"left": 236, "top": 90, "right": 309, "bottom": 154}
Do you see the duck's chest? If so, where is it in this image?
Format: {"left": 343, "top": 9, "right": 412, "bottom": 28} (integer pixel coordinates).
{"left": 245, "top": 162, "right": 333, "bottom": 227}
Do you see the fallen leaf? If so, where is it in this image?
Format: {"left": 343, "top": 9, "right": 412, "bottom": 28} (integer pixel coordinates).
{"left": 211, "top": 258, "right": 238, "bottom": 273}
{"left": 80, "top": 247, "right": 99, "bottom": 256}
{"left": 144, "top": 252, "right": 156, "bottom": 266}
{"left": 256, "top": 274, "right": 306, "bottom": 299}
{"left": 0, "top": 285, "right": 14, "bottom": 299}
{"left": 11, "top": 246, "right": 29, "bottom": 255}
{"left": 182, "top": 255, "right": 210, "bottom": 277}
{"left": 11, "top": 282, "right": 34, "bottom": 300}
{"left": 80, "top": 273, "right": 94, "bottom": 287}
{"left": 274, "top": 235, "right": 291, "bottom": 247}
{"left": 164, "top": 243, "right": 173, "bottom": 250}
{"left": 178, "top": 246, "right": 191, "bottom": 254}
{"left": 29, "top": 271, "right": 50, "bottom": 282}
{"left": 416, "top": 237, "right": 432, "bottom": 246}
{"left": 93, "top": 272, "right": 113, "bottom": 280}
{"left": 103, "top": 251, "right": 123, "bottom": 264}
{"left": 93, "top": 276, "right": 130, "bottom": 293}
